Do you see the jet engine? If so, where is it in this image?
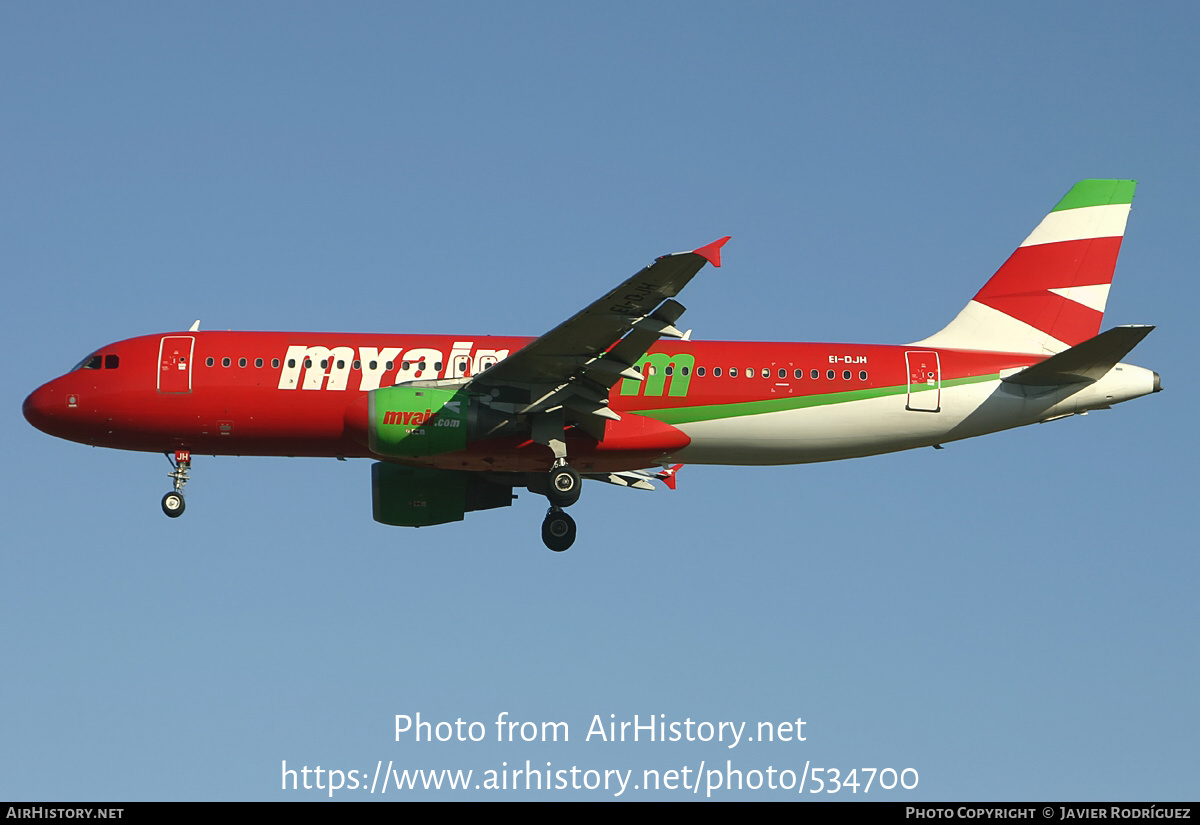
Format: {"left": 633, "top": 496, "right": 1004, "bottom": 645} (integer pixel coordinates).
{"left": 344, "top": 386, "right": 521, "bottom": 458}
{"left": 371, "top": 462, "right": 515, "bottom": 527}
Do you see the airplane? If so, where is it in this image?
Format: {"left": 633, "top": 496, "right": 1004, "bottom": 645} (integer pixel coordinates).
{"left": 23, "top": 180, "right": 1161, "bottom": 552}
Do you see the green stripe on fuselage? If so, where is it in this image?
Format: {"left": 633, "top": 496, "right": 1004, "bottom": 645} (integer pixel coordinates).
{"left": 627, "top": 374, "right": 997, "bottom": 425}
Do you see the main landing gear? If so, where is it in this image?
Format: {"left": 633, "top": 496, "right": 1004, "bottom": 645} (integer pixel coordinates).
{"left": 541, "top": 507, "right": 576, "bottom": 552}
{"left": 530, "top": 413, "right": 584, "bottom": 552}
{"left": 547, "top": 464, "right": 581, "bottom": 507}
{"left": 161, "top": 450, "right": 191, "bottom": 518}
{"left": 539, "top": 461, "right": 581, "bottom": 552}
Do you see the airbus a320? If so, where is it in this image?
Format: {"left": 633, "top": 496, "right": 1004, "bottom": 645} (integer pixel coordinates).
{"left": 23, "top": 180, "right": 1160, "bottom": 551}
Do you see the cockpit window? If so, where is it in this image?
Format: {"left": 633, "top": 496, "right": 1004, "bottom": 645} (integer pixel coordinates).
{"left": 105, "top": 354, "right": 119, "bottom": 369}
{"left": 73, "top": 354, "right": 102, "bottom": 370}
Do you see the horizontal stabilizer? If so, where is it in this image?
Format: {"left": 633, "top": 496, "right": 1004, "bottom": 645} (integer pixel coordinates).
{"left": 1003, "top": 325, "right": 1154, "bottom": 387}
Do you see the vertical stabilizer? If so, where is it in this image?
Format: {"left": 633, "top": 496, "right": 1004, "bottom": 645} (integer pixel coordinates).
{"left": 914, "top": 180, "right": 1136, "bottom": 354}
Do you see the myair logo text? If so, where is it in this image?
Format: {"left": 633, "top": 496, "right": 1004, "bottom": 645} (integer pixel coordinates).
{"left": 383, "top": 409, "right": 434, "bottom": 426}
{"left": 619, "top": 353, "right": 695, "bottom": 398}
{"left": 277, "top": 342, "right": 510, "bottom": 391}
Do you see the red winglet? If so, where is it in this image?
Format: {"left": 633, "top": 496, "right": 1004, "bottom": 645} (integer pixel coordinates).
{"left": 656, "top": 463, "right": 685, "bottom": 490}
{"left": 692, "top": 236, "right": 731, "bottom": 268}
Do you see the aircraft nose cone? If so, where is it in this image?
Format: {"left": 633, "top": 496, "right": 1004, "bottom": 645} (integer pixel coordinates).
{"left": 23, "top": 383, "right": 60, "bottom": 435}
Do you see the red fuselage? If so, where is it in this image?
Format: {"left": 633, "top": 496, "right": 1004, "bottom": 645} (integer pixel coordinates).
{"left": 24, "top": 330, "right": 1038, "bottom": 473}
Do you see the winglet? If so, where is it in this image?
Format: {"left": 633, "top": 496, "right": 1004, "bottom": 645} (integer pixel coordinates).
{"left": 692, "top": 236, "right": 731, "bottom": 268}
{"left": 655, "top": 463, "right": 684, "bottom": 490}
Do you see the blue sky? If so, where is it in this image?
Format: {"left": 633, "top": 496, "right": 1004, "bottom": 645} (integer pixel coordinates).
{"left": 2, "top": 2, "right": 1196, "bottom": 801}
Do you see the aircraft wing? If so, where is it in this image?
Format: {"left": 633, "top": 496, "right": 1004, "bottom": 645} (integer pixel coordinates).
{"left": 468, "top": 237, "right": 729, "bottom": 427}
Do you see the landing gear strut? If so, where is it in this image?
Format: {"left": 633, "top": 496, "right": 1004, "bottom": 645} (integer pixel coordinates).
{"left": 162, "top": 450, "right": 191, "bottom": 518}
{"left": 541, "top": 508, "right": 576, "bottom": 552}
{"left": 538, "top": 458, "right": 582, "bottom": 551}
{"left": 532, "top": 412, "right": 583, "bottom": 551}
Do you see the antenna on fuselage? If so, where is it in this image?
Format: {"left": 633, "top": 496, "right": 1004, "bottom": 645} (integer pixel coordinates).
{"left": 188, "top": 320, "right": 200, "bottom": 331}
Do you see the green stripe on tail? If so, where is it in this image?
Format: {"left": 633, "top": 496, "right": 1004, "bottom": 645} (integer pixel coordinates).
{"left": 1052, "top": 179, "right": 1136, "bottom": 212}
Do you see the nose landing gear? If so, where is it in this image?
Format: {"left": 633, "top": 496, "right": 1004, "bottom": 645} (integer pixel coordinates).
{"left": 161, "top": 490, "right": 185, "bottom": 517}
{"left": 161, "top": 450, "right": 191, "bottom": 518}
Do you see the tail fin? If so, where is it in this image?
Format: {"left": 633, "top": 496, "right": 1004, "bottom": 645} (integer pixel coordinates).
{"left": 914, "top": 180, "right": 1136, "bottom": 354}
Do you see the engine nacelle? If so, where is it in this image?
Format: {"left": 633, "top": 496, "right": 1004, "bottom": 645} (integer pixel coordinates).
{"left": 371, "top": 462, "right": 515, "bottom": 527}
{"left": 369, "top": 386, "right": 468, "bottom": 456}
{"left": 344, "top": 385, "right": 522, "bottom": 458}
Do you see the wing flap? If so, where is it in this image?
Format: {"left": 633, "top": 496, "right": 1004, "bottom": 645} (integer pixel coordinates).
{"left": 583, "top": 471, "right": 658, "bottom": 491}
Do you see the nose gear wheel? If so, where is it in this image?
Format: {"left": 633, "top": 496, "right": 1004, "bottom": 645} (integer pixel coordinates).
{"left": 162, "top": 450, "right": 191, "bottom": 519}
